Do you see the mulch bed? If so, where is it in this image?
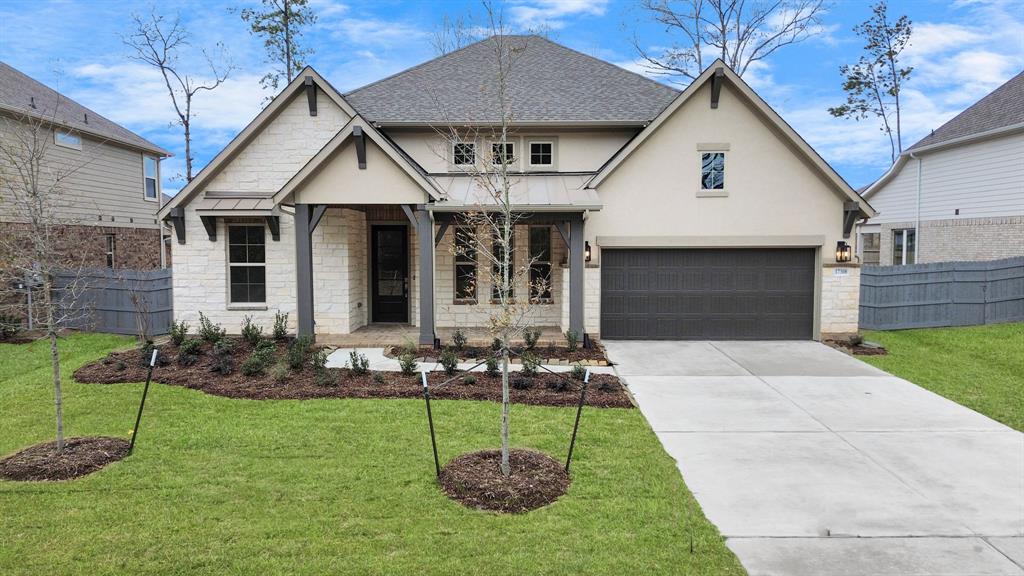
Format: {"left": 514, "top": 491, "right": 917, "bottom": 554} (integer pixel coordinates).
{"left": 0, "top": 337, "right": 36, "bottom": 345}
{"left": 387, "top": 343, "right": 609, "bottom": 364}
{"left": 439, "top": 448, "right": 570, "bottom": 513}
{"left": 73, "top": 340, "right": 633, "bottom": 408}
{"left": 825, "top": 339, "right": 888, "bottom": 356}
{"left": 0, "top": 437, "right": 130, "bottom": 481}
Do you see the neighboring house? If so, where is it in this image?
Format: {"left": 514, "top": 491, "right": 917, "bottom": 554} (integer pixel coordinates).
{"left": 158, "top": 36, "right": 873, "bottom": 343}
{"left": 859, "top": 70, "right": 1024, "bottom": 266}
{"left": 0, "top": 61, "right": 171, "bottom": 270}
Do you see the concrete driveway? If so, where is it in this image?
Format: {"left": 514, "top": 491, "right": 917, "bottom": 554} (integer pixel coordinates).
{"left": 604, "top": 340, "right": 1024, "bottom": 576}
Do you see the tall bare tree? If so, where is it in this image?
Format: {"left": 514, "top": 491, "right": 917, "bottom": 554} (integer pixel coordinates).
{"left": 236, "top": 0, "right": 317, "bottom": 93}
{"left": 828, "top": 1, "right": 912, "bottom": 164}
{"left": 123, "top": 10, "right": 233, "bottom": 181}
{"left": 633, "top": 0, "right": 827, "bottom": 81}
{"left": 431, "top": 13, "right": 480, "bottom": 56}
{"left": 0, "top": 108, "right": 94, "bottom": 452}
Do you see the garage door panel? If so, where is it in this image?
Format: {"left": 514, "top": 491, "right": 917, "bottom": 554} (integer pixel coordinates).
{"left": 601, "top": 248, "right": 814, "bottom": 340}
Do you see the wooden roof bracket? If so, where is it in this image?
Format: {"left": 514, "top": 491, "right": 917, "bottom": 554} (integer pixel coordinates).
{"left": 710, "top": 68, "right": 724, "bottom": 109}
{"left": 353, "top": 126, "right": 366, "bottom": 169}
{"left": 843, "top": 201, "right": 860, "bottom": 239}
{"left": 305, "top": 76, "right": 317, "bottom": 116}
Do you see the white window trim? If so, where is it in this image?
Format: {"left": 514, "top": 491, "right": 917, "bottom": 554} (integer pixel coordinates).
{"left": 143, "top": 155, "right": 160, "bottom": 202}
{"left": 226, "top": 223, "right": 267, "bottom": 305}
{"left": 526, "top": 139, "right": 556, "bottom": 170}
{"left": 490, "top": 140, "right": 518, "bottom": 169}
{"left": 104, "top": 234, "right": 116, "bottom": 269}
{"left": 54, "top": 130, "right": 82, "bottom": 150}
{"left": 892, "top": 228, "right": 916, "bottom": 266}
{"left": 698, "top": 150, "right": 727, "bottom": 197}
{"left": 451, "top": 140, "right": 476, "bottom": 168}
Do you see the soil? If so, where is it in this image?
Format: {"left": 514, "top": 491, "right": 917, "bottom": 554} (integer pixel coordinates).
{"left": 438, "top": 449, "right": 570, "bottom": 513}
{"left": 0, "top": 336, "right": 36, "bottom": 345}
{"left": 825, "top": 339, "right": 888, "bottom": 356}
{"left": 73, "top": 339, "right": 633, "bottom": 408}
{"left": 0, "top": 437, "right": 130, "bottom": 481}
{"left": 387, "top": 342, "right": 609, "bottom": 363}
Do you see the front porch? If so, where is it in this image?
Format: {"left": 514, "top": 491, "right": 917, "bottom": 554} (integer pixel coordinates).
{"left": 318, "top": 324, "right": 570, "bottom": 349}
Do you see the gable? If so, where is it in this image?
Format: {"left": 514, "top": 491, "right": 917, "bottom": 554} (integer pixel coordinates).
{"left": 289, "top": 137, "right": 431, "bottom": 205}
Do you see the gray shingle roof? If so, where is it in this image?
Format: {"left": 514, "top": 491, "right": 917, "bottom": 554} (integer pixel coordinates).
{"left": 0, "top": 61, "right": 169, "bottom": 155}
{"left": 345, "top": 35, "right": 680, "bottom": 124}
{"left": 908, "top": 69, "right": 1024, "bottom": 151}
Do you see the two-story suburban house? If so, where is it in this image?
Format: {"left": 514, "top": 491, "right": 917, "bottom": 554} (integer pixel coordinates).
{"left": 0, "top": 61, "right": 171, "bottom": 269}
{"left": 859, "top": 70, "right": 1024, "bottom": 266}
{"left": 158, "top": 36, "right": 873, "bottom": 345}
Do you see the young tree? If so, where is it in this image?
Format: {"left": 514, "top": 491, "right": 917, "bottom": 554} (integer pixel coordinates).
{"left": 236, "top": 0, "right": 317, "bottom": 93}
{"left": 431, "top": 13, "right": 479, "bottom": 56}
{"left": 123, "top": 10, "right": 233, "bottom": 181}
{"left": 828, "top": 1, "right": 912, "bottom": 164}
{"left": 633, "top": 0, "right": 826, "bottom": 81}
{"left": 0, "top": 108, "right": 94, "bottom": 452}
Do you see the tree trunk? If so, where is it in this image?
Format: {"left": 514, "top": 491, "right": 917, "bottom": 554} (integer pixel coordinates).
{"left": 184, "top": 117, "right": 192, "bottom": 181}
{"left": 500, "top": 346, "right": 510, "bottom": 477}
{"left": 44, "top": 276, "right": 64, "bottom": 451}
{"left": 284, "top": 0, "right": 293, "bottom": 82}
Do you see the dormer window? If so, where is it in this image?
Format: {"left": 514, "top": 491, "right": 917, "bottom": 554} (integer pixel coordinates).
{"left": 491, "top": 141, "right": 515, "bottom": 166}
{"left": 453, "top": 142, "right": 475, "bottom": 166}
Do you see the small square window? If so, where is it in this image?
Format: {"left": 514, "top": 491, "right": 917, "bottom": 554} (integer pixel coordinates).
{"left": 701, "top": 152, "right": 725, "bottom": 190}
{"left": 54, "top": 130, "right": 81, "bottom": 150}
{"left": 491, "top": 142, "right": 515, "bottom": 166}
{"left": 529, "top": 141, "right": 553, "bottom": 166}
{"left": 453, "top": 142, "right": 475, "bottom": 166}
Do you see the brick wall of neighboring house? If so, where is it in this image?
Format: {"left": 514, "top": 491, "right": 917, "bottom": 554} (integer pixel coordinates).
{"left": 0, "top": 222, "right": 164, "bottom": 270}
{"left": 820, "top": 264, "right": 860, "bottom": 337}
{"left": 878, "top": 216, "right": 1024, "bottom": 266}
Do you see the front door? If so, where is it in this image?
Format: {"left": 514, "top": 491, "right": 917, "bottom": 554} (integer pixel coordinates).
{"left": 371, "top": 225, "right": 409, "bottom": 323}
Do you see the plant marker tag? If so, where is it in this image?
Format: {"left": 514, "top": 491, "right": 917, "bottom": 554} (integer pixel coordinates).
{"left": 421, "top": 370, "right": 428, "bottom": 389}
{"left": 584, "top": 369, "right": 591, "bottom": 384}
{"left": 150, "top": 349, "right": 158, "bottom": 367}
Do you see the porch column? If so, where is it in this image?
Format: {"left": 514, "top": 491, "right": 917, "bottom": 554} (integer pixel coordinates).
{"left": 569, "top": 215, "right": 585, "bottom": 340}
{"left": 294, "top": 204, "right": 315, "bottom": 338}
{"left": 416, "top": 208, "right": 435, "bottom": 346}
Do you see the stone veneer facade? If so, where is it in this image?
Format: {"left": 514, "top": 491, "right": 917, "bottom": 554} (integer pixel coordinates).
{"left": 877, "top": 216, "right": 1024, "bottom": 266}
{"left": 820, "top": 264, "right": 860, "bottom": 337}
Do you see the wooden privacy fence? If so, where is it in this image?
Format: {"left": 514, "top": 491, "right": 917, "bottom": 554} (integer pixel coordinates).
{"left": 54, "top": 268, "right": 173, "bottom": 336}
{"left": 859, "top": 257, "right": 1024, "bottom": 330}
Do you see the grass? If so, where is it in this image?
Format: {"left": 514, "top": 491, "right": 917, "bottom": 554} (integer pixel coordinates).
{"left": 861, "top": 322, "right": 1024, "bottom": 431}
{"left": 0, "top": 333, "right": 744, "bottom": 575}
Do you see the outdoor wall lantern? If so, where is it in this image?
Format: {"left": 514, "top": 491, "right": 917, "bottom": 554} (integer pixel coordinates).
{"left": 584, "top": 241, "right": 592, "bottom": 263}
{"left": 835, "top": 241, "right": 852, "bottom": 263}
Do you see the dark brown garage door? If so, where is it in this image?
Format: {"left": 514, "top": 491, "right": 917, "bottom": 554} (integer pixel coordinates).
{"left": 601, "top": 248, "right": 815, "bottom": 340}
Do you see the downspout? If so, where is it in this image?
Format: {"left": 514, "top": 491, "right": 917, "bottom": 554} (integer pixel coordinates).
{"left": 910, "top": 152, "right": 921, "bottom": 263}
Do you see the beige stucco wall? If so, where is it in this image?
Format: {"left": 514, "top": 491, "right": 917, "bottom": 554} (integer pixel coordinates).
{"left": 291, "top": 138, "right": 430, "bottom": 205}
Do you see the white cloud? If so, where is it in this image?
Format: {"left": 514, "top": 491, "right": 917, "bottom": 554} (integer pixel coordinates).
{"left": 508, "top": 0, "right": 609, "bottom": 30}
{"left": 326, "top": 17, "right": 430, "bottom": 45}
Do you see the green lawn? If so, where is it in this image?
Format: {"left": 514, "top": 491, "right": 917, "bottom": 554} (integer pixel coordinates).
{"left": 0, "top": 333, "right": 743, "bottom": 575}
{"left": 862, "top": 322, "right": 1024, "bottom": 431}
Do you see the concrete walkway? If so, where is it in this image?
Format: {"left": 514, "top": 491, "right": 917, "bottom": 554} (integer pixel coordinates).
{"left": 605, "top": 340, "right": 1024, "bottom": 576}
{"left": 324, "top": 347, "right": 616, "bottom": 375}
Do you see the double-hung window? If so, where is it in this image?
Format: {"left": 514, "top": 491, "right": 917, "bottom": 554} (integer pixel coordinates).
{"left": 528, "top": 141, "right": 553, "bottom": 167}
{"left": 228, "top": 225, "right": 266, "bottom": 303}
{"left": 453, "top": 142, "right": 475, "bottom": 166}
{"left": 700, "top": 152, "right": 725, "bottom": 190}
{"left": 454, "top": 226, "right": 477, "bottom": 302}
{"left": 892, "top": 229, "right": 916, "bottom": 265}
{"left": 144, "top": 156, "right": 158, "bottom": 200}
{"left": 104, "top": 234, "right": 116, "bottom": 268}
{"left": 491, "top": 141, "right": 515, "bottom": 166}
{"left": 529, "top": 226, "right": 552, "bottom": 302}
{"left": 491, "top": 227, "right": 514, "bottom": 301}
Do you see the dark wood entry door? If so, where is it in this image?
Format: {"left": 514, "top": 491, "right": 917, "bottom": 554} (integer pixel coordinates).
{"left": 371, "top": 225, "right": 409, "bottom": 323}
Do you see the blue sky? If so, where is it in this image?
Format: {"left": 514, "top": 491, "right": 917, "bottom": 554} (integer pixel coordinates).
{"left": 1, "top": 0, "right": 1022, "bottom": 195}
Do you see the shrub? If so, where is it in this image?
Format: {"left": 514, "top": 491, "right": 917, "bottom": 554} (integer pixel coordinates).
{"left": 523, "top": 327, "right": 541, "bottom": 350}
{"left": 213, "top": 338, "right": 237, "bottom": 358}
{"left": 547, "top": 377, "right": 571, "bottom": 392}
{"left": 240, "top": 316, "right": 264, "bottom": 346}
{"left": 849, "top": 333, "right": 864, "bottom": 347}
{"left": 178, "top": 353, "right": 199, "bottom": 367}
{"left": 0, "top": 313, "right": 21, "bottom": 340}
{"left": 138, "top": 340, "right": 156, "bottom": 367}
{"left": 115, "top": 360, "right": 128, "bottom": 372}
{"left": 520, "top": 352, "right": 539, "bottom": 377}
{"left": 210, "top": 355, "right": 233, "bottom": 375}
{"left": 169, "top": 320, "right": 189, "bottom": 346}
{"left": 491, "top": 337, "right": 502, "bottom": 352}
{"left": 564, "top": 329, "right": 580, "bottom": 352}
{"left": 511, "top": 376, "right": 532, "bottom": 390}
{"left": 271, "top": 361, "right": 289, "bottom": 383}
{"left": 253, "top": 339, "right": 276, "bottom": 362}
{"left": 272, "top": 310, "right": 289, "bottom": 341}
{"left": 315, "top": 368, "right": 338, "bottom": 387}
{"left": 597, "top": 378, "right": 618, "bottom": 393}
{"left": 372, "top": 372, "right": 386, "bottom": 385}
{"left": 349, "top": 351, "right": 370, "bottom": 375}
{"left": 399, "top": 352, "right": 418, "bottom": 376}
{"left": 179, "top": 338, "right": 202, "bottom": 357}
{"left": 439, "top": 348, "right": 459, "bottom": 376}
{"left": 287, "top": 335, "right": 313, "bottom": 370}
{"left": 311, "top": 348, "right": 329, "bottom": 372}
{"left": 241, "top": 355, "right": 266, "bottom": 377}
{"left": 570, "top": 363, "right": 587, "bottom": 381}
{"left": 198, "top": 312, "right": 226, "bottom": 343}
{"left": 463, "top": 375, "right": 477, "bottom": 385}
{"left": 485, "top": 356, "right": 499, "bottom": 377}
{"left": 452, "top": 329, "right": 468, "bottom": 351}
